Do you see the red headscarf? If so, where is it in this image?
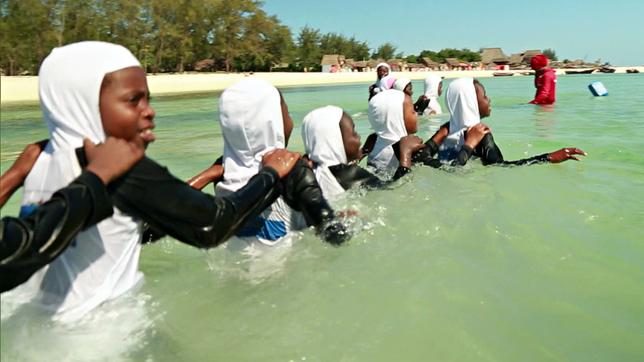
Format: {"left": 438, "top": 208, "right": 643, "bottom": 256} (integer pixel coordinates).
{"left": 531, "top": 54, "right": 549, "bottom": 70}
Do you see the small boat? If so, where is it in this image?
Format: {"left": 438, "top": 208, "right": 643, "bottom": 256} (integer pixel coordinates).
{"left": 626, "top": 69, "right": 640, "bottom": 74}
{"left": 493, "top": 72, "right": 514, "bottom": 77}
{"left": 597, "top": 66, "right": 616, "bottom": 73}
{"left": 564, "top": 68, "right": 595, "bottom": 75}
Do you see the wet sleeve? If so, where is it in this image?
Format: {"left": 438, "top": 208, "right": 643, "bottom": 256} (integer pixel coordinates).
{"left": 0, "top": 171, "right": 113, "bottom": 293}
{"left": 280, "top": 160, "right": 350, "bottom": 245}
{"left": 329, "top": 164, "right": 410, "bottom": 191}
{"left": 108, "top": 156, "right": 281, "bottom": 248}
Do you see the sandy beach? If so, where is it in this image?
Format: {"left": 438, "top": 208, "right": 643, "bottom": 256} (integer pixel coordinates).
{"left": 2, "top": 66, "right": 642, "bottom": 105}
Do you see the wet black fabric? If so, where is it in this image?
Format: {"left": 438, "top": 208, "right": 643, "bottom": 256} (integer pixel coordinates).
{"left": 414, "top": 97, "right": 430, "bottom": 114}
{"left": 81, "top": 150, "right": 349, "bottom": 247}
{"left": 456, "top": 133, "right": 549, "bottom": 166}
{"left": 0, "top": 171, "right": 112, "bottom": 293}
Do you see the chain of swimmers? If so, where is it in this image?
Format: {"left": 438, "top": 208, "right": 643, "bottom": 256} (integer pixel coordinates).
{"left": 0, "top": 41, "right": 586, "bottom": 322}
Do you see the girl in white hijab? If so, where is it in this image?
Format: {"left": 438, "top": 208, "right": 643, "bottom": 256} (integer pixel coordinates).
{"left": 367, "top": 88, "right": 418, "bottom": 173}
{"left": 302, "top": 106, "right": 421, "bottom": 198}
{"left": 434, "top": 78, "right": 586, "bottom": 166}
{"left": 414, "top": 75, "right": 443, "bottom": 115}
{"left": 15, "top": 41, "right": 146, "bottom": 322}
{"left": 10, "top": 42, "right": 306, "bottom": 322}
{"left": 393, "top": 78, "right": 412, "bottom": 96}
{"left": 217, "top": 78, "right": 347, "bottom": 246}
{"left": 368, "top": 62, "right": 392, "bottom": 99}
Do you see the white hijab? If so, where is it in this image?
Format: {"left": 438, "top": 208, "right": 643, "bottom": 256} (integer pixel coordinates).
{"left": 393, "top": 78, "right": 411, "bottom": 92}
{"left": 301, "top": 106, "right": 347, "bottom": 200}
{"left": 216, "top": 78, "right": 285, "bottom": 193}
{"left": 216, "top": 78, "right": 305, "bottom": 246}
{"left": 377, "top": 75, "right": 396, "bottom": 91}
{"left": 442, "top": 77, "right": 480, "bottom": 151}
{"left": 423, "top": 75, "right": 443, "bottom": 115}
{"left": 18, "top": 41, "right": 143, "bottom": 322}
{"left": 367, "top": 89, "right": 407, "bottom": 171}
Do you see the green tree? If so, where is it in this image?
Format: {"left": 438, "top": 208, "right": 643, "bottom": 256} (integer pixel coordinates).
{"left": 296, "top": 26, "right": 321, "bottom": 71}
{"left": 542, "top": 48, "right": 558, "bottom": 61}
{"left": 372, "top": 42, "right": 396, "bottom": 60}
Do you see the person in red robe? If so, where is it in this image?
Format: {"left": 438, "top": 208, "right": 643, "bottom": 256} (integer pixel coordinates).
{"left": 529, "top": 54, "right": 556, "bottom": 105}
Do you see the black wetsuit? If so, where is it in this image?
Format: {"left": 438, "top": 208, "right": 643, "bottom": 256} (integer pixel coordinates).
{"left": 74, "top": 150, "right": 349, "bottom": 246}
{"left": 328, "top": 163, "right": 410, "bottom": 191}
{"left": 1, "top": 171, "right": 111, "bottom": 293}
{"left": 412, "top": 133, "right": 549, "bottom": 167}
{"left": 414, "top": 97, "right": 431, "bottom": 115}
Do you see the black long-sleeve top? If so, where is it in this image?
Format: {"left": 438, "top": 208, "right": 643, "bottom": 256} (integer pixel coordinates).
{"left": 412, "top": 133, "right": 549, "bottom": 167}
{"left": 78, "top": 150, "right": 350, "bottom": 247}
{"left": 0, "top": 171, "right": 112, "bottom": 293}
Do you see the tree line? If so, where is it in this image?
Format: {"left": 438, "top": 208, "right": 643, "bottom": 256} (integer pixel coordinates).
{"left": 1, "top": 0, "right": 523, "bottom": 76}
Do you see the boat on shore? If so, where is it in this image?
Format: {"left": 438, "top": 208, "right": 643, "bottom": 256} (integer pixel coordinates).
{"left": 564, "top": 68, "right": 595, "bottom": 75}
{"left": 493, "top": 72, "right": 514, "bottom": 77}
{"left": 626, "top": 69, "right": 640, "bottom": 74}
{"left": 597, "top": 66, "right": 616, "bottom": 73}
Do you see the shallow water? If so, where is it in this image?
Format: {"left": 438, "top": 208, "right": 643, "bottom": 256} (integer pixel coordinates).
{"left": 1, "top": 74, "right": 643, "bottom": 361}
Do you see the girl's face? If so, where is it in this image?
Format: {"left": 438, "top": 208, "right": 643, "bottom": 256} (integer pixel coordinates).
{"left": 474, "top": 82, "right": 491, "bottom": 118}
{"left": 377, "top": 66, "right": 389, "bottom": 79}
{"left": 339, "top": 112, "right": 362, "bottom": 162}
{"left": 100, "top": 66, "right": 156, "bottom": 147}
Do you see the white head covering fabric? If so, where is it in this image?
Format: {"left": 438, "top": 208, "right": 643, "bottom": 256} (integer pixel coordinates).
{"left": 217, "top": 77, "right": 285, "bottom": 193}
{"left": 422, "top": 75, "right": 443, "bottom": 115}
{"left": 441, "top": 77, "right": 480, "bottom": 152}
{"left": 18, "top": 41, "right": 143, "bottom": 322}
{"left": 301, "top": 106, "right": 347, "bottom": 200}
{"left": 377, "top": 75, "right": 397, "bottom": 91}
{"left": 367, "top": 89, "right": 407, "bottom": 171}
{"left": 216, "top": 78, "right": 305, "bottom": 245}
{"left": 393, "top": 78, "right": 411, "bottom": 92}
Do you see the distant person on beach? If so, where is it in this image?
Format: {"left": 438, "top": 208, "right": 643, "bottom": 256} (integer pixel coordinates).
{"left": 203, "top": 78, "right": 349, "bottom": 248}
{"left": 0, "top": 138, "right": 144, "bottom": 293}
{"left": 8, "top": 41, "right": 304, "bottom": 321}
{"left": 428, "top": 77, "right": 585, "bottom": 166}
{"left": 368, "top": 62, "right": 391, "bottom": 99}
{"left": 529, "top": 54, "right": 557, "bottom": 105}
{"left": 366, "top": 89, "right": 419, "bottom": 172}
{"left": 301, "top": 106, "right": 424, "bottom": 200}
{"left": 414, "top": 75, "right": 443, "bottom": 115}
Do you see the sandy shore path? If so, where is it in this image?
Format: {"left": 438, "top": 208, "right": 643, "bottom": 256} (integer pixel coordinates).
{"left": 2, "top": 67, "right": 642, "bottom": 105}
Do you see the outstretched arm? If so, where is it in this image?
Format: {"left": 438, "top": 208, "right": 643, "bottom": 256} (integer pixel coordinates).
{"left": 0, "top": 140, "right": 47, "bottom": 207}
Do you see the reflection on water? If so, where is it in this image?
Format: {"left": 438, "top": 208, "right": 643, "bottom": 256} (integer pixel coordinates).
{"left": 1, "top": 74, "right": 644, "bottom": 361}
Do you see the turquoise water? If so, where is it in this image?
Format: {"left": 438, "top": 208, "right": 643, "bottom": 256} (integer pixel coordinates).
{"left": 1, "top": 74, "right": 643, "bottom": 361}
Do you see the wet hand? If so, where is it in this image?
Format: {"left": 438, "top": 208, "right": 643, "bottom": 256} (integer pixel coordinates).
{"left": 399, "top": 135, "right": 425, "bottom": 168}
{"left": 547, "top": 147, "right": 587, "bottom": 163}
{"left": 464, "top": 123, "right": 491, "bottom": 149}
{"left": 262, "top": 149, "right": 301, "bottom": 179}
{"left": 84, "top": 137, "right": 145, "bottom": 184}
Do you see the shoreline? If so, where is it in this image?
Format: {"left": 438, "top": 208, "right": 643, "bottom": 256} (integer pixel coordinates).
{"left": 2, "top": 67, "right": 642, "bottom": 106}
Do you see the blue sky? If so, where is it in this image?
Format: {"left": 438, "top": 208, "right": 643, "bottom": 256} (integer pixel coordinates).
{"left": 263, "top": 0, "right": 644, "bottom": 66}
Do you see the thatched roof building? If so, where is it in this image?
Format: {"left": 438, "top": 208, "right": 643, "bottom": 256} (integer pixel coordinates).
{"left": 480, "top": 48, "right": 509, "bottom": 66}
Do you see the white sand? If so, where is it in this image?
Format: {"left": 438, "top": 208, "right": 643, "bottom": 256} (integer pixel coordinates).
{"left": 2, "top": 67, "right": 642, "bottom": 105}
